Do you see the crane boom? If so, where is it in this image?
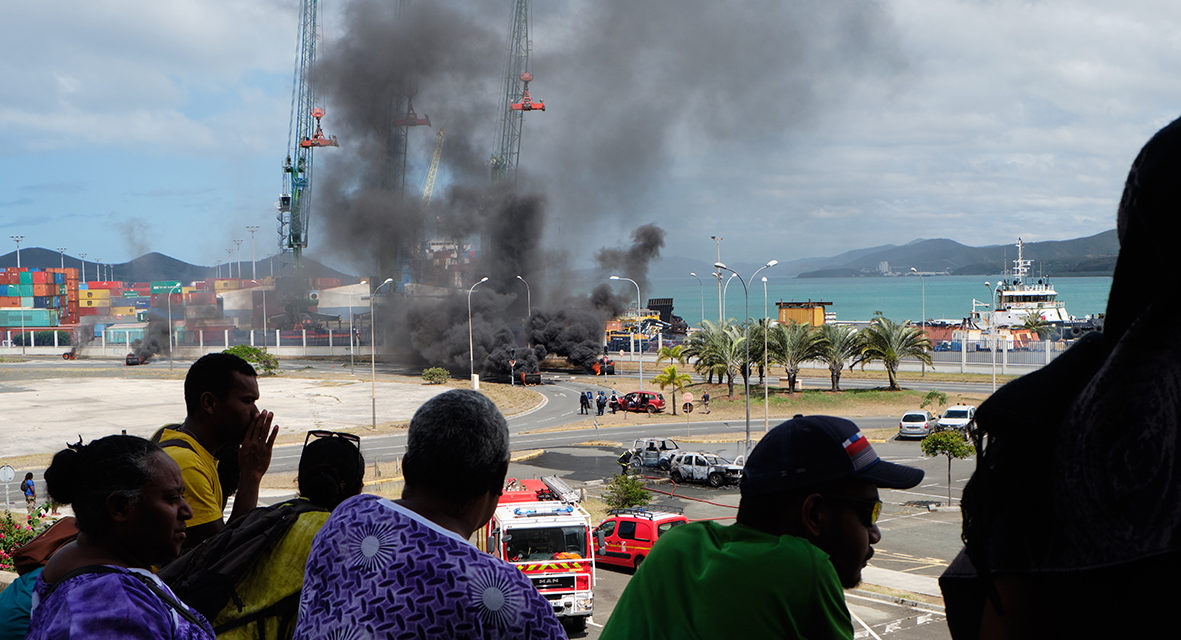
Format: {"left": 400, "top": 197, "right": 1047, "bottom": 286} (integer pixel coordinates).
{"left": 491, "top": 0, "right": 533, "bottom": 184}
{"left": 422, "top": 129, "right": 445, "bottom": 205}
{"left": 278, "top": 0, "right": 336, "bottom": 269}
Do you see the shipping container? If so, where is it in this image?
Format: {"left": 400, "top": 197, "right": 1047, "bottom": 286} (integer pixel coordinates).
{"left": 81, "top": 289, "right": 111, "bottom": 300}
{"left": 109, "top": 306, "right": 137, "bottom": 316}
{"left": 18, "top": 271, "right": 33, "bottom": 284}
{"left": 213, "top": 279, "right": 240, "bottom": 292}
{"left": 78, "top": 308, "right": 99, "bottom": 317}
{"left": 314, "top": 278, "right": 342, "bottom": 289}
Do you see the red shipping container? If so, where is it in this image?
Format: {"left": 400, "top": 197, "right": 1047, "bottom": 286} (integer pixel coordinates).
{"left": 78, "top": 307, "right": 98, "bottom": 316}
{"left": 31, "top": 271, "right": 48, "bottom": 284}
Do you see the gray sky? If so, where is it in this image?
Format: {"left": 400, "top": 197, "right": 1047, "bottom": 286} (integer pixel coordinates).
{"left": 3, "top": 0, "right": 1178, "bottom": 268}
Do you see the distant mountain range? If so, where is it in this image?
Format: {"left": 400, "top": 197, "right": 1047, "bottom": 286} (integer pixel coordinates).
{"left": 0, "top": 248, "right": 357, "bottom": 283}
{"left": 652, "top": 229, "right": 1119, "bottom": 279}
{"left": 3, "top": 229, "right": 1119, "bottom": 284}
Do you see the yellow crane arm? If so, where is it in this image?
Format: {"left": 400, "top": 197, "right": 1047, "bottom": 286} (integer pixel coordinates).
{"left": 422, "top": 128, "right": 445, "bottom": 205}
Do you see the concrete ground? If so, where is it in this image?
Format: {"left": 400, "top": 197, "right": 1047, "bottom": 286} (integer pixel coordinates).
{"left": 0, "top": 375, "right": 445, "bottom": 458}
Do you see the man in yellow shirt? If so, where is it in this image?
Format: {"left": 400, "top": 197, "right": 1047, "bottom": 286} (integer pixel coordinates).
{"left": 156, "top": 352, "right": 278, "bottom": 550}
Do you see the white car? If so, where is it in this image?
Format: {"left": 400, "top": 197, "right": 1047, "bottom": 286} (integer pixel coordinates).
{"left": 937, "top": 405, "right": 976, "bottom": 433}
{"left": 669, "top": 451, "right": 742, "bottom": 487}
{"left": 898, "top": 410, "right": 937, "bottom": 439}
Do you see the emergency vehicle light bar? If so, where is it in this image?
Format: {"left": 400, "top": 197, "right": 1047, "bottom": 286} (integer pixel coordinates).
{"left": 514, "top": 505, "right": 575, "bottom": 517}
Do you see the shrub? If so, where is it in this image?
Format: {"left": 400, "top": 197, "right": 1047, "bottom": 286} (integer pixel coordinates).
{"left": 920, "top": 389, "right": 948, "bottom": 412}
{"left": 422, "top": 367, "right": 450, "bottom": 385}
{"left": 602, "top": 472, "right": 651, "bottom": 510}
{"left": 224, "top": 345, "right": 279, "bottom": 375}
{"left": 0, "top": 508, "right": 52, "bottom": 572}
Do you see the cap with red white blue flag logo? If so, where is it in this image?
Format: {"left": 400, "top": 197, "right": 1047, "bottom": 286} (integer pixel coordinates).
{"left": 740, "top": 415, "right": 924, "bottom": 495}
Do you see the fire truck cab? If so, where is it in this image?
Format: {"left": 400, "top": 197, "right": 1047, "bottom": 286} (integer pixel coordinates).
{"left": 594, "top": 506, "right": 688, "bottom": 570}
{"left": 481, "top": 476, "right": 594, "bottom": 633}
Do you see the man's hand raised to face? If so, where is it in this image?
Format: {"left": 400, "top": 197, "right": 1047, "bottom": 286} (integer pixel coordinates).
{"left": 239, "top": 409, "right": 278, "bottom": 481}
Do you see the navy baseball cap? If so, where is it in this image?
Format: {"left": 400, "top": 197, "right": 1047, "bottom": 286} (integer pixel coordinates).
{"left": 740, "top": 415, "right": 924, "bottom": 495}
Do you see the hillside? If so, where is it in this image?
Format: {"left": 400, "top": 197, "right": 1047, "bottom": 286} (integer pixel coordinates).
{"left": 0, "top": 248, "right": 357, "bottom": 283}
{"left": 654, "top": 230, "right": 1118, "bottom": 279}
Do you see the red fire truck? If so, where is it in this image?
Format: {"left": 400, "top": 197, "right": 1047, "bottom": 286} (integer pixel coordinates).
{"left": 480, "top": 476, "right": 595, "bottom": 633}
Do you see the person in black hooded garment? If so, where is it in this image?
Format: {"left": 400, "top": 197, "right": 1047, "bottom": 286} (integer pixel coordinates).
{"left": 940, "top": 117, "right": 1181, "bottom": 638}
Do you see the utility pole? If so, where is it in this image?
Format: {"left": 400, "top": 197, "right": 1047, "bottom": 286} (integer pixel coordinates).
{"left": 57, "top": 248, "right": 67, "bottom": 269}
{"left": 246, "top": 226, "right": 260, "bottom": 280}
{"left": 233, "top": 239, "right": 244, "bottom": 279}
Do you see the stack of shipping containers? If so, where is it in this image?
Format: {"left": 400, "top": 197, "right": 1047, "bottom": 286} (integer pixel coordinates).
{"left": 0, "top": 267, "right": 75, "bottom": 331}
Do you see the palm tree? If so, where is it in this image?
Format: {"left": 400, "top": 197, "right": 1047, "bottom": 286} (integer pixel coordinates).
{"left": 653, "top": 364, "right": 692, "bottom": 415}
{"left": 656, "top": 344, "right": 687, "bottom": 365}
{"left": 857, "top": 316, "right": 933, "bottom": 391}
{"left": 684, "top": 321, "right": 727, "bottom": 389}
{"left": 768, "top": 322, "right": 824, "bottom": 393}
{"left": 1021, "top": 312, "right": 1053, "bottom": 339}
{"left": 816, "top": 323, "right": 862, "bottom": 391}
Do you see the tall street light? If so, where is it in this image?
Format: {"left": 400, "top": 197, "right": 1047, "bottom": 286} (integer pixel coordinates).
{"left": 714, "top": 259, "right": 778, "bottom": 457}
{"left": 610, "top": 275, "right": 643, "bottom": 389}
{"left": 250, "top": 280, "right": 268, "bottom": 348}
{"left": 10, "top": 236, "right": 24, "bottom": 268}
{"left": 762, "top": 275, "right": 770, "bottom": 433}
{"left": 515, "top": 275, "right": 531, "bottom": 318}
{"left": 79, "top": 253, "right": 87, "bottom": 282}
{"left": 689, "top": 272, "right": 704, "bottom": 327}
{"left": 233, "top": 240, "right": 244, "bottom": 279}
{"left": 166, "top": 283, "right": 182, "bottom": 370}
{"left": 468, "top": 276, "right": 490, "bottom": 389}
{"left": 57, "top": 248, "right": 67, "bottom": 269}
{"left": 984, "top": 281, "right": 998, "bottom": 392}
{"left": 721, "top": 272, "right": 737, "bottom": 320}
{"left": 369, "top": 278, "right": 395, "bottom": 429}
{"left": 710, "top": 236, "right": 723, "bottom": 323}
{"left": 246, "top": 226, "right": 259, "bottom": 281}
{"left": 911, "top": 267, "right": 926, "bottom": 376}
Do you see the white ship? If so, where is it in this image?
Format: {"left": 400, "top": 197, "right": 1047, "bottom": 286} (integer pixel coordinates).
{"left": 974, "top": 238, "right": 1071, "bottom": 328}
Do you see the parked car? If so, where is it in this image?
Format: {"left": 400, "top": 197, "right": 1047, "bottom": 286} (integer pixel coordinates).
{"left": 617, "top": 391, "right": 666, "bottom": 414}
{"left": 898, "top": 410, "right": 936, "bottom": 439}
{"left": 629, "top": 438, "right": 682, "bottom": 470}
{"left": 594, "top": 506, "right": 688, "bottom": 570}
{"left": 669, "top": 451, "right": 742, "bottom": 487}
{"left": 937, "top": 405, "right": 976, "bottom": 433}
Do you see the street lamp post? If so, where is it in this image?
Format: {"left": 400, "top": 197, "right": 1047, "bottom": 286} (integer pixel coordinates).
{"left": 610, "top": 276, "right": 643, "bottom": 389}
{"left": 689, "top": 272, "right": 704, "bottom": 327}
{"left": 57, "top": 248, "right": 67, "bottom": 269}
{"left": 166, "top": 283, "right": 182, "bottom": 370}
{"left": 233, "top": 240, "right": 243, "bottom": 279}
{"left": 10, "top": 236, "right": 24, "bottom": 268}
{"left": 249, "top": 280, "right": 268, "bottom": 348}
{"left": 515, "top": 275, "right": 531, "bottom": 318}
{"left": 721, "top": 272, "right": 737, "bottom": 321}
{"left": 710, "top": 235, "right": 723, "bottom": 323}
{"left": 468, "top": 276, "right": 490, "bottom": 389}
{"left": 246, "top": 226, "right": 259, "bottom": 281}
{"left": 762, "top": 275, "right": 769, "bottom": 433}
{"left": 79, "top": 253, "right": 87, "bottom": 282}
{"left": 911, "top": 267, "right": 926, "bottom": 375}
{"left": 369, "top": 278, "right": 395, "bottom": 429}
{"left": 984, "top": 282, "right": 1000, "bottom": 392}
{"left": 714, "top": 259, "right": 778, "bottom": 457}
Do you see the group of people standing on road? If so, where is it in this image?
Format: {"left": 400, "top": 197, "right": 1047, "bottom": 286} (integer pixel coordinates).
{"left": 578, "top": 390, "right": 616, "bottom": 416}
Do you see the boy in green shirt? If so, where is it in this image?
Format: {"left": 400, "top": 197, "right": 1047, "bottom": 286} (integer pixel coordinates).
{"left": 601, "top": 415, "right": 924, "bottom": 639}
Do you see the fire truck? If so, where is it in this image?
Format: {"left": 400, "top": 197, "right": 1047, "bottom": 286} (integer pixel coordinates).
{"left": 480, "top": 476, "right": 595, "bottom": 633}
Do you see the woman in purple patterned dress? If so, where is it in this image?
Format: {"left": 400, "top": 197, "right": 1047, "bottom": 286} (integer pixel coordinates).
{"left": 26, "top": 435, "right": 214, "bottom": 639}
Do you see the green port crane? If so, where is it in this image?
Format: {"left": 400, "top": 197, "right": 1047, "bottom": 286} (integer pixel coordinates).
{"left": 491, "top": 0, "right": 543, "bottom": 184}
{"left": 278, "top": 0, "right": 337, "bottom": 270}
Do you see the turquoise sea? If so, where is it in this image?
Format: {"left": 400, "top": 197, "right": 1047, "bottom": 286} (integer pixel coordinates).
{"left": 647, "top": 275, "right": 1112, "bottom": 326}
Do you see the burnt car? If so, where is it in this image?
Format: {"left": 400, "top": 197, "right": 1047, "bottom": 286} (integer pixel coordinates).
{"left": 125, "top": 353, "right": 151, "bottom": 366}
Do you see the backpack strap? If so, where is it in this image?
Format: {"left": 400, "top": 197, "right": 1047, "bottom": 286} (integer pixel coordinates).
{"left": 150, "top": 425, "right": 196, "bottom": 454}
{"left": 44, "top": 565, "right": 204, "bottom": 627}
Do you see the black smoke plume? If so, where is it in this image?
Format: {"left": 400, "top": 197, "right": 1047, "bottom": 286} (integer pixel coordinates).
{"left": 309, "top": 0, "right": 901, "bottom": 375}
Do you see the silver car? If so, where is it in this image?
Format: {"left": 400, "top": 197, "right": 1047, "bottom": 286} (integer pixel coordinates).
{"left": 898, "top": 410, "right": 936, "bottom": 439}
